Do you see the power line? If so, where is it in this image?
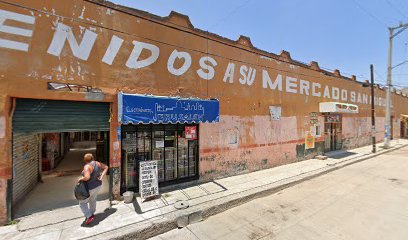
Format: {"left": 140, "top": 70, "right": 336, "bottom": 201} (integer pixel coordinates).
{"left": 392, "top": 73, "right": 408, "bottom": 76}
{"left": 385, "top": 0, "right": 408, "bottom": 19}
{"left": 351, "top": 0, "right": 387, "bottom": 28}
{"left": 374, "top": 69, "right": 387, "bottom": 83}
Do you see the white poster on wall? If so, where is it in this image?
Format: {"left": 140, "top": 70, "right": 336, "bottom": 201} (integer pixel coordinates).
{"left": 269, "top": 106, "right": 281, "bottom": 121}
{"left": 139, "top": 160, "right": 159, "bottom": 201}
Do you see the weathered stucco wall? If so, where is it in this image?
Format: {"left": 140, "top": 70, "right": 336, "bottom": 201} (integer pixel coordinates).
{"left": 0, "top": 95, "right": 9, "bottom": 224}
{"left": 1, "top": 0, "right": 408, "bottom": 222}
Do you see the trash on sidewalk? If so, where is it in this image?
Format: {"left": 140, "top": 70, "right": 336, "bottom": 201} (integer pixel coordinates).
{"left": 123, "top": 191, "right": 134, "bottom": 204}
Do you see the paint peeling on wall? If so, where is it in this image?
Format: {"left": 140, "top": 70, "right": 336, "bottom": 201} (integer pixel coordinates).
{"left": 0, "top": 116, "right": 5, "bottom": 139}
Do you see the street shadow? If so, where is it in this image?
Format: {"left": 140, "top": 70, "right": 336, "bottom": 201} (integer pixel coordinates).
{"left": 326, "top": 151, "right": 357, "bottom": 159}
{"left": 81, "top": 208, "right": 117, "bottom": 227}
{"left": 131, "top": 180, "right": 228, "bottom": 214}
{"left": 13, "top": 180, "right": 110, "bottom": 218}
{"left": 132, "top": 194, "right": 161, "bottom": 214}
{"left": 133, "top": 200, "right": 142, "bottom": 214}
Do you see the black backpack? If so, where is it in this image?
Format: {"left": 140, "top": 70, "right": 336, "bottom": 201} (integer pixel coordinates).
{"left": 74, "top": 181, "right": 90, "bottom": 200}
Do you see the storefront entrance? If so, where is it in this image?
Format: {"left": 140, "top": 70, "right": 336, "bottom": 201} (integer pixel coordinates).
{"left": 118, "top": 92, "right": 219, "bottom": 194}
{"left": 121, "top": 124, "right": 199, "bottom": 193}
{"left": 11, "top": 99, "right": 111, "bottom": 219}
{"left": 324, "top": 114, "right": 342, "bottom": 152}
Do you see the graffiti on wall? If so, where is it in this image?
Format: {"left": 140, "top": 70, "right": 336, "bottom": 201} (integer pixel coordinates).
{"left": 0, "top": 8, "right": 387, "bottom": 108}
{"left": 111, "top": 167, "right": 121, "bottom": 196}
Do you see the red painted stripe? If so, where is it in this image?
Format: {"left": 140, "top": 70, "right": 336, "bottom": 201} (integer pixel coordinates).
{"left": 201, "top": 137, "right": 325, "bottom": 154}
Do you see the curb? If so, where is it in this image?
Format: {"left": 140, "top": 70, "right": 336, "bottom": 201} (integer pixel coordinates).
{"left": 91, "top": 144, "right": 408, "bottom": 240}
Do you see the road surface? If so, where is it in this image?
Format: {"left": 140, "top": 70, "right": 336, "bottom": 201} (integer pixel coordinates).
{"left": 151, "top": 147, "right": 408, "bottom": 240}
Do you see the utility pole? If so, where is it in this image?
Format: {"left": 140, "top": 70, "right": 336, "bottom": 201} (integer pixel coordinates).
{"left": 384, "top": 22, "right": 408, "bottom": 148}
{"left": 370, "top": 64, "right": 376, "bottom": 153}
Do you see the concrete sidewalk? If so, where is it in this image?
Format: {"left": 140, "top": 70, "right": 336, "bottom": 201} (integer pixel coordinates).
{"left": 1, "top": 140, "right": 407, "bottom": 240}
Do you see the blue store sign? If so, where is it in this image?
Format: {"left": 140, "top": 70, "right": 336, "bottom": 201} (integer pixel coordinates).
{"left": 118, "top": 92, "right": 220, "bottom": 124}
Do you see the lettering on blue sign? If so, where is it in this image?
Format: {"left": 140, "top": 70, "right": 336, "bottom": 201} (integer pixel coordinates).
{"left": 121, "top": 94, "right": 219, "bottom": 124}
{"left": 154, "top": 101, "right": 205, "bottom": 122}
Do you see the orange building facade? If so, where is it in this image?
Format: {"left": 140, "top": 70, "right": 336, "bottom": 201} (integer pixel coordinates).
{"left": 1, "top": 0, "right": 408, "bottom": 224}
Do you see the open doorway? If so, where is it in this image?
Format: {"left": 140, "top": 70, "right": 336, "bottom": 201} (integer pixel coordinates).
{"left": 12, "top": 131, "right": 110, "bottom": 219}
{"left": 324, "top": 114, "right": 342, "bottom": 152}
{"left": 11, "top": 99, "right": 111, "bottom": 226}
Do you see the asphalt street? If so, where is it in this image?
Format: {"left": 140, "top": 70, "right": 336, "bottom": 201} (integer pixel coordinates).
{"left": 151, "top": 146, "right": 408, "bottom": 240}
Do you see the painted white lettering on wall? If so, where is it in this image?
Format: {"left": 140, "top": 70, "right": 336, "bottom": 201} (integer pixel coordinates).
{"left": 262, "top": 71, "right": 282, "bottom": 91}
{"left": 357, "top": 93, "right": 362, "bottom": 103}
{"left": 239, "top": 66, "right": 256, "bottom": 86}
{"left": 47, "top": 23, "right": 97, "bottom": 60}
{"left": 323, "top": 86, "right": 330, "bottom": 98}
{"left": 1, "top": 8, "right": 388, "bottom": 108}
{"left": 102, "top": 35, "right": 124, "bottom": 65}
{"left": 341, "top": 89, "right": 348, "bottom": 101}
{"left": 286, "top": 76, "right": 297, "bottom": 93}
{"left": 239, "top": 65, "right": 248, "bottom": 85}
{"left": 167, "top": 49, "right": 192, "bottom": 76}
{"left": 312, "top": 82, "right": 321, "bottom": 97}
{"left": 247, "top": 68, "right": 256, "bottom": 86}
{"left": 125, "top": 41, "right": 159, "bottom": 69}
{"left": 351, "top": 91, "right": 356, "bottom": 102}
{"left": 363, "top": 94, "right": 368, "bottom": 104}
{"left": 223, "top": 63, "right": 235, "bottom": 83}
{"left": 332, "top": 87, "right": 340, "bottom": 100}
{"left": 0, "top": 9, "right": 35, "bottom": 51}
{"left": 197, "top": 56, "right": 218, "bottom": 80}
{"left": 299, "top": 79, "right": 310, "bottom": 95}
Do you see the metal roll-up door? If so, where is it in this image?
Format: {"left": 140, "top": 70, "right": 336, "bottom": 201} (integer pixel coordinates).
{"left": 13, "top": 99, "right": 110, "bottom": 133}
{"left": 12, "top": 132, "right": 40, "bottom": 205}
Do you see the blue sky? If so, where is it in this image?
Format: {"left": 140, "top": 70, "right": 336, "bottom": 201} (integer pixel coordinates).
{"left": 110, "top": 0, "right": 408, "bottom": 88}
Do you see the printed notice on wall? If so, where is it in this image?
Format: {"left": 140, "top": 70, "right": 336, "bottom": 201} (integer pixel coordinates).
{"left": 139, "top": 160, "right": 159, "bottom": 201}
{"left": 185, "top": 126, "right": 197, "bottom": 140}
{"left": 269, "top": 106, "right": 281, "bottom": 121}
